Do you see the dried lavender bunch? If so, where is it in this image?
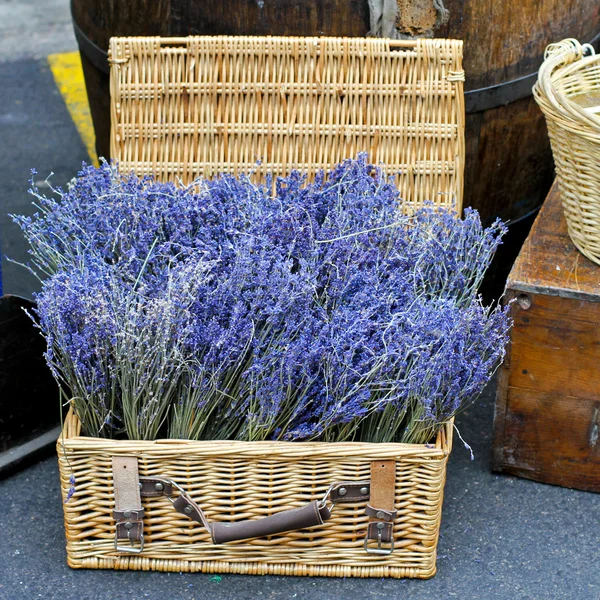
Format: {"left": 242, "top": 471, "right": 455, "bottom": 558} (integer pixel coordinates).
{"left": 33, "top": 256, "right": 119, "bottom": 437}
{"left": 34, "top": 252, "right": 216, "bottom": 439}
{"left": 223, "top": 157, "right": 510, "bottom": 443}
{"left": 19, "top": 155, "right": 511, "bottom": 443}
{"left": 12, "top": 163, "right": 264, "bottom": 291}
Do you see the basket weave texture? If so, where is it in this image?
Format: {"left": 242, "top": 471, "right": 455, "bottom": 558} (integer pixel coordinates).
{"left": 109, "top": 36, "right": 465, "bottom": 211}
{"left": 534, "top": 39, "right": 600, "bottom": 265}
{"left": 57, "top": 35, "right": 464, "bottom": 578}
{"left": 58, "top": 410, "right": 453, "bottom": 578}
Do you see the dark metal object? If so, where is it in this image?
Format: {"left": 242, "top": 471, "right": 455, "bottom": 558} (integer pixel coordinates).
{"left": 0, "top": 426, "right": 61, "bottom": 476}
{"left": 0, "top": 295, "right": 60, "bottom": 477}
{"left": 465, "top": 29, "right": 600, "bottom": 113}
{"left": 71, "top": 8, "right": 110, "bottom": 75}
{"left": 70, "top": 3, "right": 600, "bottom": 115}
{"left": 478, "top": 207, "right": 540, "bottom": 303}
{"left": 466, "top": 71, "right": 542, "bottom": 114}
{"left": 517, "top": 294, "right": 532, "bottom": 310}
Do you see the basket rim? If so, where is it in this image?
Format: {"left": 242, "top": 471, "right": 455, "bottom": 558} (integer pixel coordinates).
{"left": 535, "top": 40, "right": 600, "bottom": 134}
{"left": 107, "top": 34, "right": 464, "bottom": 50}
{"left": 57, "top": 407, "right": 453, "bottom": 458}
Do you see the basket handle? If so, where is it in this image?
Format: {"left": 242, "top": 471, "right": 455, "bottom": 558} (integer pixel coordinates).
{"left": 166, "top": 479, "right": 376, "bottom": 544}
{"left": 165, "top": 475, "right": 396, "bottom": 552}
{"left": 543, "top": 38, "right": 589, "bottom": 64}
{"left": 113, "top": 459, "right": 397, "bottom": 554}
{"left": 535, "top": 38, "right": 600, "bottom": 130}
{"left": 172, "top": 493, "right": 332, "bottom": 544}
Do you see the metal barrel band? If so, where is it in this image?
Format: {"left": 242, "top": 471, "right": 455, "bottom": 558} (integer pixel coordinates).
{"left": 72, "top": 12, "right": 600, "bottom": 113}
{"left": 464, "top": 29, "right": 600, "bottom": 113}
{"left": 72, "top": 11, "right": 600, "bottom": 114}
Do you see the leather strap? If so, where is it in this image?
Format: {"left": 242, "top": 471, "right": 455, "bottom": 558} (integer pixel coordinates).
{"left": 172, "top": 493, "right": 211, "bottom": 530}
{"left": 173, "top": 494, "right": 331, "bottom": 544}
{"left": 366, "top": 460, "right": 396, "bottom": 544}
{"left": 112, "top": 456, "right": 144, "bottom": 544}
{"left": 108, "top": 457, "right": 395, "bottom": 554}
{"left": 329, "top": 482, "right": 370, "bottom": 503}
{"left": 139, "top": 477, "right": 173, "bottom": 497}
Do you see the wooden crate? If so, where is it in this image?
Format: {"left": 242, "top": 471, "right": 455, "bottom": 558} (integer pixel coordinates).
{"left": 493, "top": 181, "right": 600, "bottom": 492}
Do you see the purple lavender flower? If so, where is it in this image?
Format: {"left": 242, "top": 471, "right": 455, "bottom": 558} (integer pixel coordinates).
{"left": 18, "top": 154, "right": 511, "bottom": 443}
{"left": 65, "top": 474, "right": 76, "bottom": 503}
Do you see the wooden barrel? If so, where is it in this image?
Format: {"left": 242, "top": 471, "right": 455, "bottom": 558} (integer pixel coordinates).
{"left": 71, "top": 0, "right": 374, "bottom": 163}
{"left": 71, "top": 0, "right": 600, "bottom": 293}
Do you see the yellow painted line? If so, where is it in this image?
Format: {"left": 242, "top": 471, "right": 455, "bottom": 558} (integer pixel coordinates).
{"left": 48, "top": 51, "right": 99, "bottom": 167}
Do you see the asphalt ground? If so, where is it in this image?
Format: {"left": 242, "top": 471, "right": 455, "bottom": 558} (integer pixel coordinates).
{"left": 1, "top": 384, "right": 599, "bottom": 600}
{"left": 0, "top": 57, "right": 89, "bottom": 298}
{"left": 0, "top": 2, "right": 599, "bottom": 599}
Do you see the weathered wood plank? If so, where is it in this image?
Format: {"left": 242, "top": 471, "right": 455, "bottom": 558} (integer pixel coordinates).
{"left": 494, "top": 182, "right": 600, "bottom": 492}
{"left": 501, "top": 387, "right": 600, "bottom": 492}
{"left": 509, "top": 294, "right": 600, "bottom": 401}
{"left": 508, "top": 181, "right": 600, "bottom": 300}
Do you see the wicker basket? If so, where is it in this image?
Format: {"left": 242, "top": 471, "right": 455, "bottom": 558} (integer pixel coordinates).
{"left": 534, "top": 39, "right": 600, "bottom": 265}
{"left": 58, "top": 409, "right": 453, "bottom": 578}
{"left": 56, "top": 35, "right": 465, "bottom": 578}
{"left": 109, "top": 36, "right": 465, "bottom": 212}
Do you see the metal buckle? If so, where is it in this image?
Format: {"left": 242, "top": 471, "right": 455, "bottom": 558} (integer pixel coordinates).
{"left": 164, "top": 479, "right": 186, "bottom": 503}
{"left": 112, "top": 508, "right": 144, "bottom": 521}
{"left": 115, "top": 528, "right": 145, "bottom": 554}
{"left": 317, "top": 483, "right": 336, "bottom": 512}
{"left": 113, "top": 475, "right": 183, "bottom": 555}
{"left": 113, "top": 476, "right": 184, "bottom": 554}
{"left": 364, "top": 530, "right": 395, "bottom": 556}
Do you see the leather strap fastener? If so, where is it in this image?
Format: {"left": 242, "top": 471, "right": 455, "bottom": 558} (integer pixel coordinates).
{"left": 112, "top": 456, "right": 144, "bottom": 553}
{"left": 139, "top": 477, "right": 173, "bottom": 497}
{"left": 329, "top": 482, "right": 370, "bottom": 503}
{"left": 364, "top": 460, "right": 396, "bottom": 555}
{"left": 365, "top": 505, "right": 397, "bottom": 522}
